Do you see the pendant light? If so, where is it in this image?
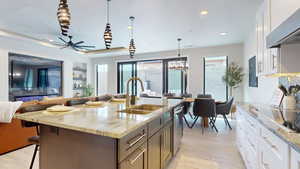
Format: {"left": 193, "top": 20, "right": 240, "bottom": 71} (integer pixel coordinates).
{"left": 129, "top": 16, "right": 136, "bottom": 58}
{"left": 103, "top": 0, "right": 112, "bottom": 49}
{"left": 169, "top": 38, "right": 188, "bottom": 72}
{"left": 57, "top": 0, "right": 71, "bottom": 36}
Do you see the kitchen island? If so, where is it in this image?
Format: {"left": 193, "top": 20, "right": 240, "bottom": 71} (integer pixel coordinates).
{"left": 15, "top": 98, "right": 183, "bottom": 169}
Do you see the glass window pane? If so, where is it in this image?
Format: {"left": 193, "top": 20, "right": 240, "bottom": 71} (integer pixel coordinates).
{"left": 96, "top": 64, "right": 108, "bottom": 95}
{"left": 119, "top": 63, "right": 134, "bottom": 94}
{"left": 204, "top": 56, "right": 227, "bottom": 102}
{"left": 137, "top": 61, "right": 163, "bottom": 97}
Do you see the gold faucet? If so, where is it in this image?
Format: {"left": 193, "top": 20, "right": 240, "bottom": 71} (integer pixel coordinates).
{"left": 126, "top": 77, "right": 145, "bottom": 108}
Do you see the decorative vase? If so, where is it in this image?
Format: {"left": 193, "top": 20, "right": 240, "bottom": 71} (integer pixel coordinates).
{"left": 283, "top": 96, "right": 297, "bottom": 110}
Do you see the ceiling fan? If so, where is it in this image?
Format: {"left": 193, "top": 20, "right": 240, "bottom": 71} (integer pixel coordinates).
{"left": 0, "top": 29, "right": 127, "bottom": 55}
{"left": 56, "top": 36, "right": 95, "bottom": 51}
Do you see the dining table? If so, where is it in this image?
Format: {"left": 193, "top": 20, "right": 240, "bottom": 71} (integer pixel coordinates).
{"left": 183, "top": 98, "right": 224, "bottom": 128}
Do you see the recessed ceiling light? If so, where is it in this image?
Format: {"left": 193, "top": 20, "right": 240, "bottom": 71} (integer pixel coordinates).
{"left": 49, "top": 39, "right": 54, "bottom": 42}
{"left": 219, "top": 32, "right": 228, "bottom": 36}
{"left": 200, "top": 10, "right": 208, "bottom": 15}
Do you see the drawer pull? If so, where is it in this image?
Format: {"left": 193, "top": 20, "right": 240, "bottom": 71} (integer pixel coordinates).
{"left": 128, "top": 133, "right": 146, "bottom": 148}
{"left": 129, "top": 148, "right": 146, "bottom": 165}
{"left": 263, "top": 136, "right": 278, "bottom": 151}
{"left": 263, "top": 162, "right": 269, "bottom": 169}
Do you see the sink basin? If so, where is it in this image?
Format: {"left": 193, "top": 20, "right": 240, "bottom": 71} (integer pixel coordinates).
{"left": 130, "top": 104, "right": 164, "bottom": 111}
{"left": 118, "top": 104, "right": 164, "bottom": 114}
{"left": 118, "top": 109, "right": 152, "bottom": 115}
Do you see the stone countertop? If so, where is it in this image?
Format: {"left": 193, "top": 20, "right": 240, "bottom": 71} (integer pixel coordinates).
{"left": 237, "top": 102, "right": 300, "bottom": 153}
{"left": 15, "top": 98, "right": 182, "bottom": 139}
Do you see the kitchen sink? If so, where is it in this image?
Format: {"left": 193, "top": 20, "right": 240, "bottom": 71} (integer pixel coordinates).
{"left": 118, "top": 104, "right": 164, "bottom": 114}
{"left": 118, "top": 109, "right": 152, "bottom": 114}
{"left": 130, "top": 104, "right": 164, "bottom": 111}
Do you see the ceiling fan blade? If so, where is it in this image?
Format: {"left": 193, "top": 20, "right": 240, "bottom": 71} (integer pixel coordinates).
{"left": 74, "top": 41, "right": 84, "bottom": 45}
{"left": 83, "top": 47, "right": 127, "bottom": 54}
{"left": 76, "top": 45, "right": 96, "bottom": 48}
{"left": 71, "top": 46, "right": 81, "bottom": 51}
{"left": 58, "top": 37, "right": 68, "bottom": 43}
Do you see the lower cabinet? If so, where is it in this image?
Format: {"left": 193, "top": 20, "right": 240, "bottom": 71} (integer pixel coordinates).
{"left": 147, "top": 121, "right": 173, "bottom": 169}
{"left": 237, "top": 106, "right": 290, "bottom": 169}
{"left": 120, "top": 143, "right": 148, "bottom": 169}
{"left": 148, "top": 130, "right": 162, "bottom": 169}
{"left": 161, "top": 122, "right": 172, "bottom": 169}
{"left": 291, "top": 148, "right": 300, "bottom": 169}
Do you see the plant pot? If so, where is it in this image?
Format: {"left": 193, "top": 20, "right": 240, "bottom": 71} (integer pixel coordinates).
{"left": 283, "top": 96, "right": 297, "bottom": 110}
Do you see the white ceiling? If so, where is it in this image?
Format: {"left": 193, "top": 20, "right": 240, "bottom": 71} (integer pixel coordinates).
{"left": 0, "top": 0, "right": 262, "bottom": 57}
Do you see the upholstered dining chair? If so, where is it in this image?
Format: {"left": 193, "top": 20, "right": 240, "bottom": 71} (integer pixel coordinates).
{"left": 19, "top": 104, "right": 58, "bottom": 169}
{"left": 216, "top": 97, "right": 234, "bottom": 130}
{"left": 197, "top": 94, "right": 212, "bottom": 99}
{"left": 191, "top": 98, "right": 218, "bottom": 133}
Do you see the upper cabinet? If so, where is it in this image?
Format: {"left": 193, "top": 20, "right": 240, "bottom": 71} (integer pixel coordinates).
{"left": 255, "top": 0, "right": 300, "bottom": 76}
{"left": 256, "top": 0, "right": 273, "bottom": 76}
{"left": 270, "top": 0, "right": 300, "bottom": 31}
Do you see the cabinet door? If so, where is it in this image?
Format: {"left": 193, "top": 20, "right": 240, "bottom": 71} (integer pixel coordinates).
{"left": 120, "top": 143, "right": 148, "bottom": 169}
{"left": 148, "top": 131, "right": 162, "bottom": 169}
{"left": 291, "top": 148, "right": 300, "bottom": 169}
{"left": 256, "top": 4, "right": 265, "bottom": 75}
{"left": 161, "top": 122, "right": 172, "bottom": 169}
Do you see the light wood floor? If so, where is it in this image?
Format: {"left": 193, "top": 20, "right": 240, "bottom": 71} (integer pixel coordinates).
{"left": 0, "top": 118, "right": 245, "bottom": 169}
{"left": 167, "top": 118, "right": 245, "bottom": 169}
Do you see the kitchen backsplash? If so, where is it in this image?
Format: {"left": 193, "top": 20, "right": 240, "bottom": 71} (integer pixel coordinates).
{"left": 279, "top": 77, "right": 300, "bottom": 104}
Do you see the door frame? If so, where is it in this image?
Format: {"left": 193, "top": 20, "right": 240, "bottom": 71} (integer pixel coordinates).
{"left": 117, "top": 57, "right": 187, "bottom": 95}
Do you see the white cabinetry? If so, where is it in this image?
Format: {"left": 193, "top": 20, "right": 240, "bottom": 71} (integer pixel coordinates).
{"left": 256, "top": 0, "right": 275, "bottom": 76}
{"left": 291, "top": 148, "right": 300, "bottom": 169}
{"left": 236, "top": 106, "right": 290, "bottom": 169}
{"left": 255, "top": 0, "right": 300, "bottom": 76}
{"left": 270, "top": 0, "right": 300, "bottom": 31}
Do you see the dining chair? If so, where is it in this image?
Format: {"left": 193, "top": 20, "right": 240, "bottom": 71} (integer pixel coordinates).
{"left": 181, "top": 93, "right": 192, "bottom": 98}
{"left": 197, "top": 94, "right": 212, "bottom": 99}
{"left": 65, "top": 98, "right": 89, "bottom": 106}
{"left": 181, "top": 101, "right": 193, "bottom": 127}
{"left": 191, "top": 98, "right": 218, "bottom": 133}
{"left": 19, "top": 104, "right": 58, "bottom": 169}
{"left": 216, "top": 97, "right": 234, "bottom": 130}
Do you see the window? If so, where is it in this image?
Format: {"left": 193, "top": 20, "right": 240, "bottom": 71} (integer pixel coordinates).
{"left": 204, "top": 56, "right": 228, "bottom": 101}
{"left": 137, "top": 61, "right": 163, "bottom": 97}
{"left": 117, "top": 58, "right": 187, "bottom": 97}
{"left": 96, "top": 64, "right": 108, "bottom": 96}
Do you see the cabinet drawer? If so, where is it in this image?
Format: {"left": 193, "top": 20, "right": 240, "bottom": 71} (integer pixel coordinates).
{"left": 261, "top": 127, "right": 289, "bottom": 168}
{"left": 148, "top": 116, "right": 162, "bottom": 138}
{"left": 119, "top": 125, "right": 148, "bottom": 162}
{"left": 119, "top": 143, "right": 148, "bottom": 169}
{"left": 291, "top": 148, "right": 300, "bottom": 169}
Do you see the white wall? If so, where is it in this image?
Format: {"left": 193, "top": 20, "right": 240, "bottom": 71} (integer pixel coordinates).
{"left": 243, "top": 19, "right": 278, "bottom": 104}
{"left": 0, "top": 46, "right": 92, "bottom": 101}
{"left": 91, "top": 43, "right": 244, "bottom": 101}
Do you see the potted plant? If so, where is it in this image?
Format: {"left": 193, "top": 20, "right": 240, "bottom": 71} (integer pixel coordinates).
{"left": 279, "top": 84, "right": 300, "bottom": 110}
{"left": 82, "top": 84, "right": 94, "bottom": 97}
{"left": 223, "top": 63, "right": 244, "bottom": 98}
